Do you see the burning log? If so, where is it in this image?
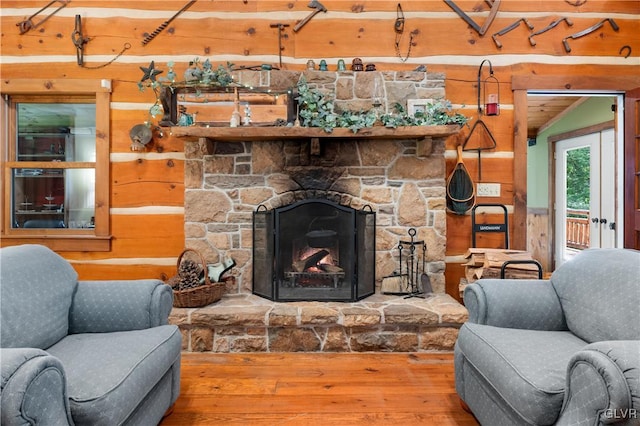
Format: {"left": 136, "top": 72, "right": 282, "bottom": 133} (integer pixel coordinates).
{"left": 292, "top": 249, "right": 330, "bottom": 273}
{"left": 319, "top": 264, "right": 343, "bottom": 274}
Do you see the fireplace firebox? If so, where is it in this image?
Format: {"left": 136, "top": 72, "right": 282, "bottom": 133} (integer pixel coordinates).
{"left": 253, "top": 199, "right": 376, "bottom": 302}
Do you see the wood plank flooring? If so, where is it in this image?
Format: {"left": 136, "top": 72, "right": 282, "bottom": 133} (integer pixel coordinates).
{"left": 160, "top": 352, "right": 479, "bottom": 426}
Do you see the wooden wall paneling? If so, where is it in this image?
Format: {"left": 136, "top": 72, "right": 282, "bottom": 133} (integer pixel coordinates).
{"left": 57, "top": 215, "right": 184, "bottom": 261}
{"left": 111, "top": 214, "right": 184, "bottom": 258}
{"left": 3, "top": 14, "right": 636, "bottom": 59}
{"left": 111, "top": 160, "right": 184, "bottom": 208}
{"left": 4, "top": 0, "right": 640, "bottom": 13}
{"left": 72, "top": 264, "right": 176, "bottom": 281}
{"left": 527, "top": 208, "right": 551, "bottom": 271}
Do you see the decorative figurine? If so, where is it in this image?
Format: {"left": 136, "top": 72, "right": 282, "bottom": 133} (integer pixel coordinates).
{"left": 243, "top": 105, "right": 252, "bottom": 126}
{"left": 230, "top": 87, "right": 241, "bottom": 127}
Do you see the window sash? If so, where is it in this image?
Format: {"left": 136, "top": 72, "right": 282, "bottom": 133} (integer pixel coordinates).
{"left": 1, "top": 79, "right": 111, "bottom": 251}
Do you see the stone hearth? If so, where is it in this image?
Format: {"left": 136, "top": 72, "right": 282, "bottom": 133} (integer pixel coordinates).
{"left": 171, "top": 293, "right": 467, "bottom": 352}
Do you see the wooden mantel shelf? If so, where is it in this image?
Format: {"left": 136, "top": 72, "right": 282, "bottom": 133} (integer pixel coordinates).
{"left": 170, "top": 125, "right": 461, "bottom": 141}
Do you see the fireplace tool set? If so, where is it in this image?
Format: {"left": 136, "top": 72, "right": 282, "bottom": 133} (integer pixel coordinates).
{"left": 396, "top": 228, "right": 433, "bottom": 298}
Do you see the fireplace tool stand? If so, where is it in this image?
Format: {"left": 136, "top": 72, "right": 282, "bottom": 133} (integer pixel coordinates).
{"left": 398, "top": 228, "right": 427, "bottom": 299}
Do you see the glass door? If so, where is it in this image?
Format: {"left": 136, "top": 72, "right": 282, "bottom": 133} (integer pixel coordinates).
{"left": 554, "top": 128, "right": 616, "bottom": 265}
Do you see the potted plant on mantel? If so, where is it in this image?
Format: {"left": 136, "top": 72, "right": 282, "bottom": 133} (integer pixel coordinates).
{"left": 138, "top": 59, "right": 469, "bottom": 136}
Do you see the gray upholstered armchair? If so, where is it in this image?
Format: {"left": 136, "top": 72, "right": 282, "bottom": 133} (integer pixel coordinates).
{"left": 1, "top": 244, "right": 182, "bottom": 425}
{"left": 455, "top": 248, "right": 640, "bottom": 426}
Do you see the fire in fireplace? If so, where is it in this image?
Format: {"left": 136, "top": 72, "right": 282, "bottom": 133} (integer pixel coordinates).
{"left": 253, "top": 199, "right": 376, "bottom": 302}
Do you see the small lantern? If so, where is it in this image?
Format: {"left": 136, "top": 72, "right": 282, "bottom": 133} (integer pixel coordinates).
{"left": 477, "top": 59, "right": 500, "bottom": 117}
{"left": 484, "top": 74, "right": 500, "bottom": 116}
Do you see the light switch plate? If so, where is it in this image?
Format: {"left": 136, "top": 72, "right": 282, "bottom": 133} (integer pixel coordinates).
{"left": 477, "top": 183, "right": 500, "bottom": 197}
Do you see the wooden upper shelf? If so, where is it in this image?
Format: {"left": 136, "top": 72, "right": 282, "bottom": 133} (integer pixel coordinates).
{"left": 170, "top": 125, "right": 461, "bottom": 141}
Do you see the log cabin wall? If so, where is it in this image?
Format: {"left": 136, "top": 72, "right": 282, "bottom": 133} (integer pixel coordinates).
{"left": 1, "top": 1, "right": 638, "bottom": 301}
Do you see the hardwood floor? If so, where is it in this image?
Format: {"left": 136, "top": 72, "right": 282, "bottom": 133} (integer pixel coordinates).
{"left": 160, "top": 352, "right": 479, "bottom": 425}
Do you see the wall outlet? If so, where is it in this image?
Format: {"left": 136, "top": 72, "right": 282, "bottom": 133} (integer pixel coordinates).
{"left": 477, "top": 183, "right": 501, "bottom": 197}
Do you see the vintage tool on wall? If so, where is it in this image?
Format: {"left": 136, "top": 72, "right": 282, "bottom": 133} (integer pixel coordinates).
{"left": 71, "top": 15, "right": 90, "bottom": 66}
{"left": 71, "top": 15, "right": 131, "bottom": 69}
{"left": 528, "top": 17, "right": 573, "bottom": 46}
{"left": 619, "top": 45, "right": 632, "bottom": 58}
{"left": 270, "top": 23, "right": 290, "bottom": 68}
{"left": 462, "top": 59, "right": 498, "bottom": 180}
{"left": 491, "top": 18, "right": 534, "bottom": 48}
{"left": 293, "top": 0, "right": 327, "bottom": 32}
{"left": 141, "top": 0, "right": 197, "bottom": 46}
{"left": 444, "top": 0, "right": 501, "bottom": 36}
{"left": 562, "top": 18, "right": 619, "bottom": 53}
{"left": 447, "top": 145, "right": 476, "bottom": 215}
{"left": 394, "top": 3, "right": 416, "bottom": 62}
{"left": 16, "top": 0, "right": 70, "bottom": 34}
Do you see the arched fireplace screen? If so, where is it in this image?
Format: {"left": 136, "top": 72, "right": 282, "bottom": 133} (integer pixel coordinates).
{"left": 253, "top": 199, "right": 376, "bottom": 302}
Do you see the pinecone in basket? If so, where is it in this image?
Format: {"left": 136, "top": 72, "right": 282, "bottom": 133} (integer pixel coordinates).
{"left": 178, "top": 259, "right": 203, "bottom": 290}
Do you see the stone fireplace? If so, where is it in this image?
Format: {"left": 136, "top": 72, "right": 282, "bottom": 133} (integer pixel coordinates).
{"left": 172, "top": 70, "right": 469, "bottom": 352}
{"left": 183, "top": 70, "right": 452, "bottom": 293}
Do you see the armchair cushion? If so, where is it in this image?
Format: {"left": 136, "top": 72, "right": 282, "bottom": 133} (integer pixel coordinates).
{"left": 456, "top": 322, "right": 587, "bottom": 425}
{"left": 0, "top": 244, "right": 78, "bottom": 349}
{"left": 47, "top": 325, "right": 181, "bottom": 426}
{"left": 69, "top": 280, "right": 174, "bottom": 333}
{"left": 551, "top": 248, "right": 640, "bottom": 342}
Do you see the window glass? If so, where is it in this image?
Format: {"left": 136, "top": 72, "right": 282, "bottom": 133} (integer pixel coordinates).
{"left": 11, "top": 102, "right": 96, "bottom": 229}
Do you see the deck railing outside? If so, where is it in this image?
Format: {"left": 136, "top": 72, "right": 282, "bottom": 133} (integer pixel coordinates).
{"left": 566, "top": 208, "right": 590, "bottom": 250}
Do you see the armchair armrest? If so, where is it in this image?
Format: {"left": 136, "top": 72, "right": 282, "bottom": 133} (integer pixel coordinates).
{"left": 463, "top": 279, "right": 567, "bottom": 330}
{"left": 557, "top": 341, "right": 640, "bottom": 425}
{"left": 69, "top": 279, "right": 173, "bottom": 334}
{"left": 1, "top": 348, "right": 73, "bottom": 426}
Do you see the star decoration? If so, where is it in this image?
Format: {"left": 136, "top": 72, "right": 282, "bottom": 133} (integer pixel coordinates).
{"left": 139, "top": 61, "right": 163, "bottom": 83}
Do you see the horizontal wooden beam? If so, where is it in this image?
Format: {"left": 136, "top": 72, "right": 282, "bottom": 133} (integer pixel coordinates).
{"left": 1, "top": 79, "right": 112, "bottom": 94}
{"left": 170, "top": 125, "right": 461, "bottom": 140}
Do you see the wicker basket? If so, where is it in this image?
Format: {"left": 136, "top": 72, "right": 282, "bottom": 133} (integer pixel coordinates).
{"left": 169, "top": 249, "right": 227, "bottom": 308}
